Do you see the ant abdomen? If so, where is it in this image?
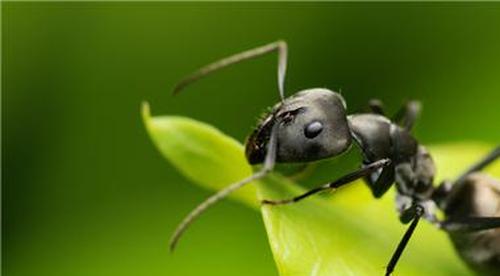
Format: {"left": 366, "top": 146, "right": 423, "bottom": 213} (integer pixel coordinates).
{"left": 445, "top": 173, "right": 500, "bottom": 275}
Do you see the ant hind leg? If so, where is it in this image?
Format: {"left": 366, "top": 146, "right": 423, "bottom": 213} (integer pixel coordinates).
{"left": 455, "top": 146, "right": 500, "bottom": 185}
{"left": 440, "top": 217, "right": 500, "bottom": 232}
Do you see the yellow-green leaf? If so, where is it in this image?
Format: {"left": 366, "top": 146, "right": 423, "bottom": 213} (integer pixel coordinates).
{"left": 142, "top": 102, "right": 258, "bottom": 208}
{"left": 259, "top": 143, "right": 500, "bottom": 276}
{"left": 142, "top": 103, "right": 499, "bottom": 275}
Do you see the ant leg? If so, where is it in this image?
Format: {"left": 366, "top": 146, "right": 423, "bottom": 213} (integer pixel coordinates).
{"left": 368, "top": 165, "right": 395, "bottom": 198}
{"left": 169, "top": 122, "right": 280, "bottom": 251}
{"left": 173, "top": 41, "right": 288, "bottom": 101}
{"left": 440, "top": 217, "right": 500, "bottom": 232}
{"left": 455, "top": 146, "right": 500, "bottom": 185}
{"left": 440, "top": 146, "right": 500, "bottom": 209}
{"left": 392, "top": 100, "right": 421, "bottom": 131}
{"left": 261, "top": 158, "right": 391, "bottom": 205}
{"left": 367, "top": 99, "right": 421, "bottom": 131}
{"left": 368, "top": 99, "right": 386, "bottom": 115}
{"left": 385, "top": 205, "right": 424, "bottom": 276}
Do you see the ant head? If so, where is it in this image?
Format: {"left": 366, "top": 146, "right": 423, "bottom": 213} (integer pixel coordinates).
{"left": 246, "top": 88, "right": 352, "bottom": 164}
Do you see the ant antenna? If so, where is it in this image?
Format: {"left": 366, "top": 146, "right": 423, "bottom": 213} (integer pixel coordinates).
{"left": 169, "top": 121, "right": 280, "bottom": 251}
{"left": 172, "top": 40, "right": 288, "bottom": 102}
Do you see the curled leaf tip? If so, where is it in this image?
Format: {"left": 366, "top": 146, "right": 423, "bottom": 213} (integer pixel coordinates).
{"left": 141, "top": 101, "right": 151, "bottom": 124}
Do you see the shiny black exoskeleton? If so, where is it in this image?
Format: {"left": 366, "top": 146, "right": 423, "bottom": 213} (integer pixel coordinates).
{"left": 246, "top": 88, "right": 438, "bottom": 222}
{"left": 167, "top": 41, "right": 500, "bottom": 275}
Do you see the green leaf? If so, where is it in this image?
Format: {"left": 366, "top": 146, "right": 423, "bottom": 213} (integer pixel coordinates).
{"left": 259, "top": 142, "right": 500, "bottom": 276}
{"left": 142, "top": 102, "right": 258, "bottom": 208}
{"left": 142, "top": 104, "right": 499, "bottom": 275}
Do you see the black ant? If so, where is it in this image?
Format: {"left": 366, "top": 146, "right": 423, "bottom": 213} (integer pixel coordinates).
{"left": 168, "top": 41, "right": 500, "bottom": 275}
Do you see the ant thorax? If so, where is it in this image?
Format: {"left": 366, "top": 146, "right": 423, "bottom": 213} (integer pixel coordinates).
{"left": 348, "top": 113, "right": 436, "bottom": 200}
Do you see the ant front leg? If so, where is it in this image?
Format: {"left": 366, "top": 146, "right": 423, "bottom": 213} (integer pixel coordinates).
{"left": 262, "top": 158, "right": 391, "bottom": 205}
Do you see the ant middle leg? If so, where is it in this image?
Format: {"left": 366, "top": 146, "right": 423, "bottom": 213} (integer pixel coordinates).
{"left": 366, "top": 164, "right": 395, "bottom": 198}
{"left": 261, "top": 158, "right": 391, "bottom": 205}
{"left": 385, "top": 204, "right": 424, "bottom": 276}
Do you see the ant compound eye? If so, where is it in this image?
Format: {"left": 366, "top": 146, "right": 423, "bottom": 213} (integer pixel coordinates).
{"left": 304, "top": 121, "right": 323, "bottom": 139}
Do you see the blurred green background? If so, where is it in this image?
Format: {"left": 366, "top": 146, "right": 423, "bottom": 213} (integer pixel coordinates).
{"left": 3, "top": 2, "right": 500, "bottom": 276}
